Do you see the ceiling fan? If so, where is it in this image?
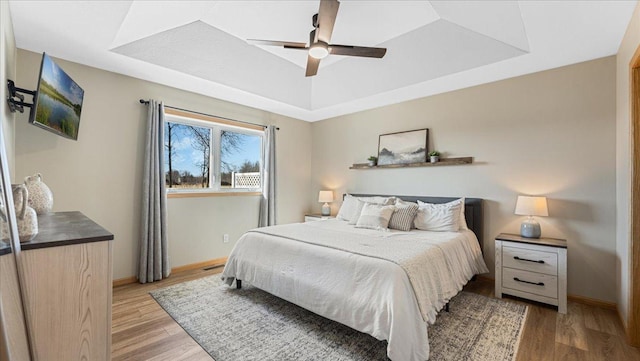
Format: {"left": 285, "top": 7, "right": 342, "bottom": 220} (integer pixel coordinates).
{"left": 247, "top": 0, "right": 387, "bottom": 77}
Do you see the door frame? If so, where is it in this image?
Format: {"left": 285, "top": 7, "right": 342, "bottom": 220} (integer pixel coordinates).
{"left": 629, "top": 44, "right": 640, "bottom": 347}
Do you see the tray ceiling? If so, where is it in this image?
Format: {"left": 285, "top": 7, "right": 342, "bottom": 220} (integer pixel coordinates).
{"left": 9, "top": 1, "right": 637, "bottom": 121}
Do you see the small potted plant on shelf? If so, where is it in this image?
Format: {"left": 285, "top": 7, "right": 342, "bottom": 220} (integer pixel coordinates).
{"left": 429, "top": 151, "right": 440, "bottom": 163}
{"left": 367, "top": 156, "right": 378, "bottom": 166}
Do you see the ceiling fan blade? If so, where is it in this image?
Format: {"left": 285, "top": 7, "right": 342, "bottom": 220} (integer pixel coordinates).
{"left": 247, "top": 39, "right": 307, "bottom": 48}
{"left": 317, "top": 0, "right": 339, "bottom": 43}
{"left": 329, "top": 45, "right": 387, "bottom": 58}
{"left": 305, "top": 55, "right": 320, "bottom": 77}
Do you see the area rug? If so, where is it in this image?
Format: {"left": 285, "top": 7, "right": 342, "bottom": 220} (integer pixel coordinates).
{"left": 150, "top": 276, "right": 527, "bottom": 361}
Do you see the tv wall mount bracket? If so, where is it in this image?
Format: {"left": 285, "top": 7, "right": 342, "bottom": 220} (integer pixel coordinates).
{"left": 6, "top": 79, "right": 36, "bottom": 114}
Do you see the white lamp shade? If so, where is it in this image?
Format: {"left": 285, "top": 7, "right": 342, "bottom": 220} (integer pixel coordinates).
{"left": 318, "top": 191, "right": 334, "bottom": 203}
{"left": 514, "top": 196, "right": 549, "bottom": 217}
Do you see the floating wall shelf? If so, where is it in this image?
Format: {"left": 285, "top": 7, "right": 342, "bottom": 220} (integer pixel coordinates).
{"left": 349, "top": 157, "right": 473, "bottom": 170}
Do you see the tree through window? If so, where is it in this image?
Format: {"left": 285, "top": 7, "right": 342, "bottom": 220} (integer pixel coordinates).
{"left": 163, "top": 116, "right": 263, "bottom": 192}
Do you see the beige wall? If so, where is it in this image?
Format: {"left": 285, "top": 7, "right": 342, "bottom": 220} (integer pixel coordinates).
{"left": 1, "top": 0, "right": 16, "bottom": 174}
{"left": 616, "top": 1, "right": 640, "bottom": 328}
{"left": 15, "top": 49, "right": 312, "bottom": 280}
{"left": 311, "top": 57, "right": 617, "bottom": 302}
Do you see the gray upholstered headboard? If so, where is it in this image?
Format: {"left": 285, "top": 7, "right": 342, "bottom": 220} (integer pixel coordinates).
{"left": 348, "top": 194, "right": 484, "bottom": 251}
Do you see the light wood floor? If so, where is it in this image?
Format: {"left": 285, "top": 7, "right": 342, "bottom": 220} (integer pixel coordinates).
{"left": 112, "top": 268, "right": 640, "bottom": 361}
{"left": 463, "top": 280, "right": 640, "bottom": 361}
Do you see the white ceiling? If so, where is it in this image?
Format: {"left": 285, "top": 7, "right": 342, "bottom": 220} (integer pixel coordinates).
{"left": 8, "top": 1, "right": 638, "bottom": 122}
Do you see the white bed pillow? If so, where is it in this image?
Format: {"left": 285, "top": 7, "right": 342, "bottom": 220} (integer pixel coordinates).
{"left": 348, "top": 199, "right": 366, "bottom": 225}
{"left": 337, "top": 194, "right": 396, "bottom": 222}
{"left": 358, "top": 196, "right": 396, "bottom": 206}
{"left": 355, "top": 203, "right": 396, "bottom": 230}
{"left": 388, "top": 199, "right": 419, "bottom": 232}
{"left": 336, "top": 194, "right": 359, "bottom": 221}
{"left": 414, "top": 199, "right": 462, "bottom": 232}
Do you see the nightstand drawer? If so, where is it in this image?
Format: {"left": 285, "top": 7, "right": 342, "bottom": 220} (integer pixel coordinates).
{"left": 503, "top": 246, "right": 558, "bottom": 275}
{"left": 502, "top": 268, "right": 558, "bottom": 299}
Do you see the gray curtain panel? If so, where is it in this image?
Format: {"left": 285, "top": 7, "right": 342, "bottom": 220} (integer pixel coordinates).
{"left": 259, "top": 125, "right": 277, "bottom": 227}
{"left": 139, "top": 100, "right": 170, "bottom": 283}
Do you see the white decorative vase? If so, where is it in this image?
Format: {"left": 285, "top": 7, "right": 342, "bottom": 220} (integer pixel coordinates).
{"left": 24, "top": 173, "right": 53, "bottom": 215}
{"left": 0, "top": 184, "right": 38, "bottom": 242}
{"left": 18, "top": 206, "right": 38, "bottom": 242}
{"left": 0, "top": 205, "right": 8, "bottom": 242}
{"left": 430, "top": 156, "right": 439, "bottom": 163}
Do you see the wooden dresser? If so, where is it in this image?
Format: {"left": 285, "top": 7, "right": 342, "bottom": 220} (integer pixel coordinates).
{"left": 0, "top": 242, "right": 31, "bottom": 361}
{"left": 20, "top": 212, "right": 114, "bottom": 361}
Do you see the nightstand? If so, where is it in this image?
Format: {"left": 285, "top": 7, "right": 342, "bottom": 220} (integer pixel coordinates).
{"left": 304, "top": 214, "right": 335, "bottom": 222}
{"left": 495, "top": 233, "right": 567, "bottom": 313}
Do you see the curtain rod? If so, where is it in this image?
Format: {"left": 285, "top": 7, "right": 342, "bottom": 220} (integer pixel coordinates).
{"left": 139, "top": 99, "right": 279, "bottom": 130}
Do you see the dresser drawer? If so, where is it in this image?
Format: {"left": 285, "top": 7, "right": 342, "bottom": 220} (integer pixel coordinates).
{"left": 502, "top": 268, "right": 558, "bottom": 299}
{"left": 502, "top": 246, "right": 558, "bottom": 275}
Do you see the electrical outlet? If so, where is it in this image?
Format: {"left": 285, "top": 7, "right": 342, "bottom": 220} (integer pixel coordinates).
{"left": 223, "top": 234, "right": 229, "bottom": 243}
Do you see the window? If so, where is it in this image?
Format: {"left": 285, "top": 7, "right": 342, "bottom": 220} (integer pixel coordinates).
{"left": 163, "top": 113, "right": 263, "bottom": 194}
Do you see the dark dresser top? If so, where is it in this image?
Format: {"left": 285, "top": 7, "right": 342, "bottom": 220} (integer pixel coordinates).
{"left": 496, "top": 232, "right": 567, "bottom": 248}
{"left": 20, "top": 211, "right": 114, "bottom": 251}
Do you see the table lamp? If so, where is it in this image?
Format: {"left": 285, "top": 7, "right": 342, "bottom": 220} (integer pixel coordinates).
{"left": 514, "top": 195, "right": 548, "bottom": 238}
{"left": 318, "top": 191, "right": 334, "bottom": 216}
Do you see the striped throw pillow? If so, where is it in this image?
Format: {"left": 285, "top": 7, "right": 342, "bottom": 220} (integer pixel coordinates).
{"left": 388, "top": 200, "right": 419, "bottom": 231}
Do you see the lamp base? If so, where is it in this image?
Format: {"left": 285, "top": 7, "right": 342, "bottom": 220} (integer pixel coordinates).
{"left": 520, "top": 217, "right": 541, "bottom": 238}
{"left": 321, "top": 203, "right": 331, "bottom": 216}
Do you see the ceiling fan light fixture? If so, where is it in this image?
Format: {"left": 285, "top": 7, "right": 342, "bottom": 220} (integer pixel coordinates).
{"left": 248, "top": 0, "right": 385, "bottom": 77}
{"left": 309, "top": 42, "right": 329, "bottom": 59}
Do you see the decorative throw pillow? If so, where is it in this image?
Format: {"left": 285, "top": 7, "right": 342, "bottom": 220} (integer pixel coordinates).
{"left": 388, "top": 199, "right": 419, "bottom": 231}
{"left": 355, "top": 203, "right": 396, "bottom": 230}
{"left": 414, "top": 199, "right": 462, "bottom": 232}
{"left": 337, "top": 195, "right": 396, "bottom": 223}
{"left": 348, "top": 196, "right": 396, "bottom": 224}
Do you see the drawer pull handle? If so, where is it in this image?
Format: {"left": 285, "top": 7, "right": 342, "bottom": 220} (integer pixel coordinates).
{"left": 514, "top": 277, "right": 544, "bottom": 286}
{"left": 514, "top": 256, "right": 545, "bottom": 264}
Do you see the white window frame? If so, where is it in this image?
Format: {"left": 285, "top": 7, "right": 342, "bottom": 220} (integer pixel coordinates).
{"left": 164, "top": 113, "right": 264, "bottom": 196}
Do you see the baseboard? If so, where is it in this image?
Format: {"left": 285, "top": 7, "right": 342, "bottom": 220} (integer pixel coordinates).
{"left": 112, "top": 257, "right": 228, "bottom": 288}
{"left": 476, "top": 275, "right": 494, "bottom": 283}
{"left": 614, "top": 307, "right": 640, "bottom": 347}
{"left": 113, "top": 276, "right": 137, "bottom": 287}
{"left": 170, "top": 257, "right": 227, "bottom": 273}
{"left": 617, "top": 307, "right": 630, "bottom": 342}
{"left": 475, "top": 275, "right": 617, "bottom": 310}
{"left": 567, "top": 294, "right": 617, "bottom": 310}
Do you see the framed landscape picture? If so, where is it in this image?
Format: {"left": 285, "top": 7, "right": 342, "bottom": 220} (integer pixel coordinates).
{"left": 377, "top": 129, "right": 428, "bottom": 165}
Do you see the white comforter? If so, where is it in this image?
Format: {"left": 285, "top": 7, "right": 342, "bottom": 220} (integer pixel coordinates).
{"left": 221, "top": 219, "right": 488, "bottom": 361}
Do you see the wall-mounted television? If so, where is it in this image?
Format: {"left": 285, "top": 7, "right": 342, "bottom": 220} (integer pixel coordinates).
{"left": 29, "top": 53, "right": 84, "bottom": 140}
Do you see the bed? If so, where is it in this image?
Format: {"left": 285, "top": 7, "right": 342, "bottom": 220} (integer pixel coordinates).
{"left": 221, "top": 195, "right": 488, "bottom": 361}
